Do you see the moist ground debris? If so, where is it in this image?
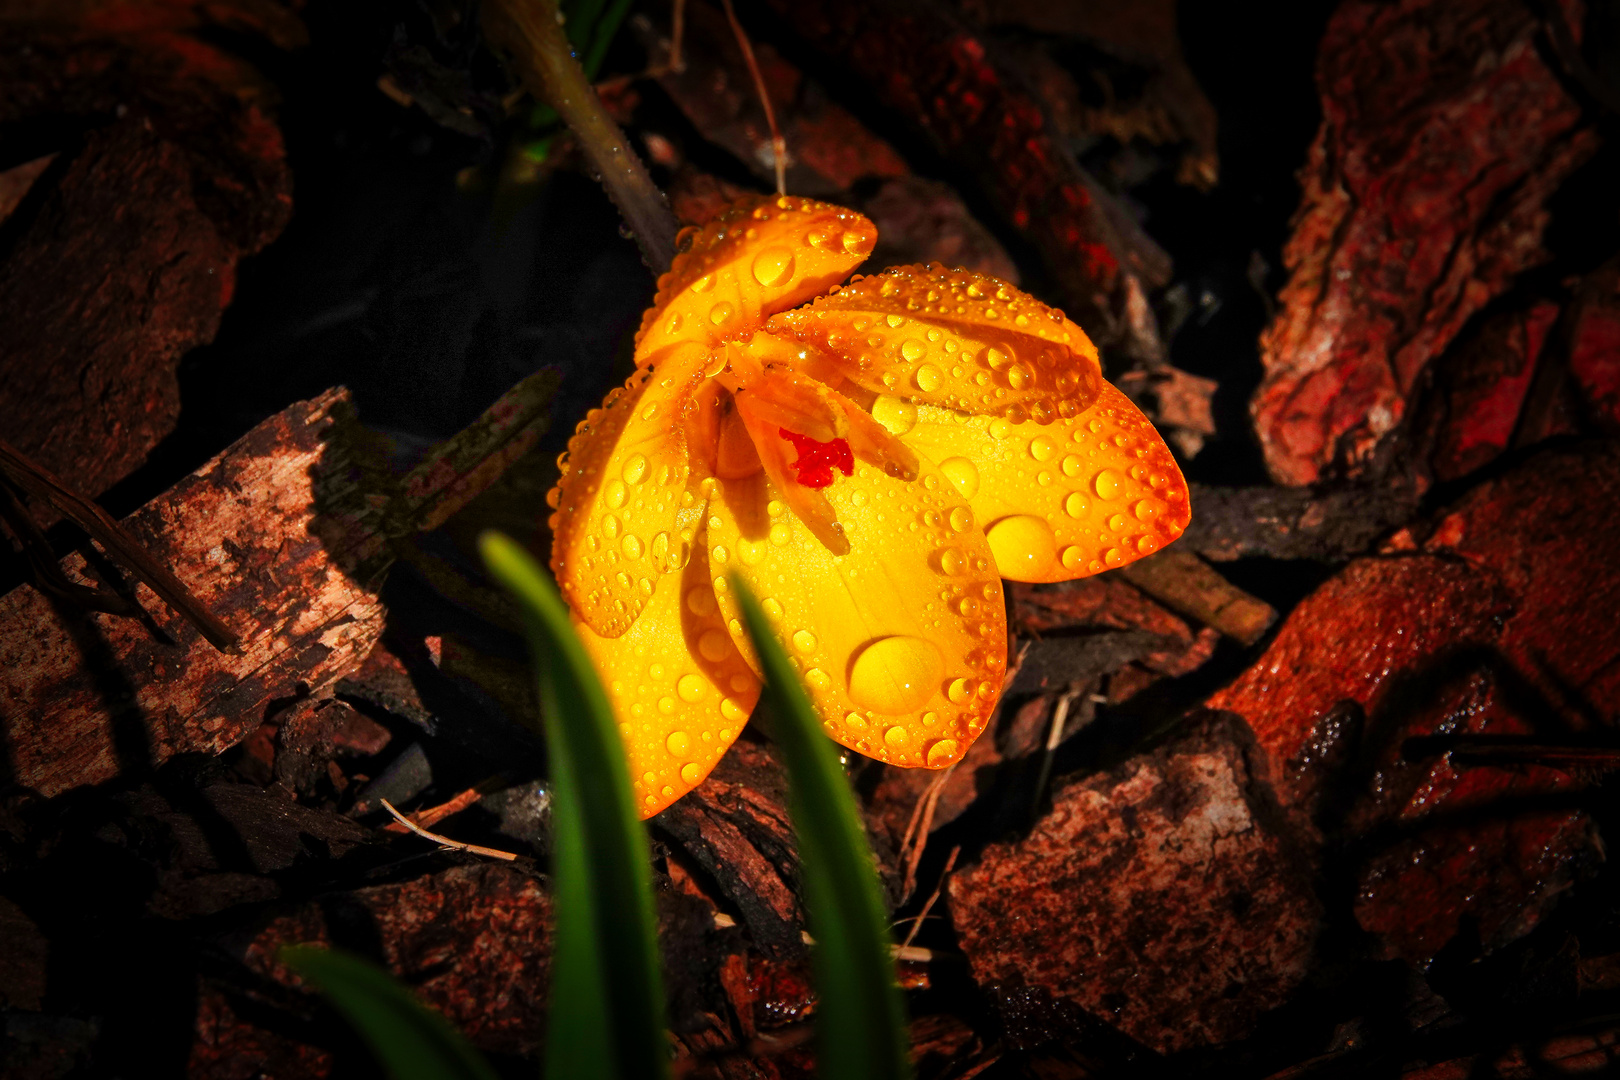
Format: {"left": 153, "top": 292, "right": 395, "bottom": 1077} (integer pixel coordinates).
{"left": 2, "top": 1, "right": 1619, "bottom": 1078}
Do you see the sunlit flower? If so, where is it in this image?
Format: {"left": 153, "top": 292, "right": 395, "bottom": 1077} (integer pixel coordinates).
{"left": 547, "top": 196, "right": 1189, "bottom": 817}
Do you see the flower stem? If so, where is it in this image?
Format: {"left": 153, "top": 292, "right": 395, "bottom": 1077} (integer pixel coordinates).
{"left": 485, "top": 0, "right": 677, "bottom": 273}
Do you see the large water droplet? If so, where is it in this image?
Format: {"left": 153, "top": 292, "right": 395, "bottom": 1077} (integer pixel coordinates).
{"left": 604, "top": 479, "right": 627, "bottom": 508}
{"left": 1061, "top": 454, "right": 1083, "bottom": 478}
{"left": 925, "top": 738, "right": 960, "bottom": 767}
{"left": 761, "top": 597, "right": 784, "bottom": 618}
{"left": 623, "top": 454, "right": 649, "bottom": 484}
{"left": 842, "top": 222, "right": 877, "bottom": 255}
{"left": 948, "top": 506, "right": 974, "bottom": 533}
{"left": 915, "top": 364, "right": 943, "bottom": 392}
{"left": 1029, "top": 435, "right": 1056, "bottom": 462}
{"left": 621, "top": 534, "right": 644, "bottom": 558}
{"left": 720, "top": 697, "right": 748, "bottom": 722}
{"left": 1134, "top": 497, "right": 1167, "bottom": 523}
{"left": 686, "top": 588, "right": 718, "bottom": 617}
{"left": 939, "top": 547, "right": 964, "bottom": 575}
{"left": 947, "top": 677, "right": 973, "bottom": 704}
{"left": 1064, "top": 492, "right": 1090, "bottom": 518}
{"left": 804, "top": 667, "right": 831, "bottom": 690}
{"left": 658, "top": 696, "right": 677, "bottom": 714}
{"left": 872, "top": 395, "right": 917, "bottom": 435}
{"left": 751, "top": 246, "right": 795, "bottom": 287}
{"left": 883, "top": 725, "right": 908, "bottom": 748}
{"left": 768, "top": 522, "right": 793, "bottom": 546}
{"left": 709, "top": 301, "right": 735, "bottom": 325}
{"left": 698, "top": 629, "right": 731, "bottom": 661}
{"left": 900, "top": 339, "right": 925, "bottom": 362}
{"left": 985, "top": 515, "right": 1058, "bottom": 578}
{"left": 848, "top": 636, "right": 943, "bottom": 714}
{"left": 677, "top": 675, "right": 706, "bottom": 702}
{"left": 711, "top": 544, "right": 729, "bottom": 563}
{"left": 1093, "top": 469, "right": 1121, "bottom": 499}
{"left": 1060, "top": 545, "right": 1083, "bottom": 570}
{"left": 792, "top": 629, "right": 817, "bottom": 653}
{"left": 1007, "top": 362, "right": 1034, "bottom": 390}
{"left": 667, "top": 730, "right": 691, "bottom": 755}
{"left": 738, "top": 538, "right": 766, "bottom": 565}
{"left": 680, "top": 762, "right": 703, "bottom": 785}
{"left": 940, "top": 457, "right": 979, "bottom": 498}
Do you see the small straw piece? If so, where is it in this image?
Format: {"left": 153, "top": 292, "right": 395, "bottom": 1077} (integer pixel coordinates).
{"left": 379, "top": 798, "right": 519, "bottom": 861}
{"left": 718, "top": 0, "right": 786, "bottom": 196}
{"left": 380, "top": 785, "right": 486, "bottom": 834}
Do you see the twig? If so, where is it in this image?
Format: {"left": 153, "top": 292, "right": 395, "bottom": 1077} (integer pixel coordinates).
{"left": 901, "top": 763, "right": 955, "bottom": 901}
{"left": 900, "top": 845, "right": 960, "bottom": 949}
{"left": 718, "top": 0, "right": 786, "bottom": 196}
{"left": 1029, "top": 688, "right": 1082, "bottom": 818}
{"left": 484, "top": 0, "right": 678, "bottom": 272}
{"left": 379, "top": 798, "right": 519, "bottom": 861}
{"left": 669, "top": 0, "right": 686, "bottom": 73}
{"left": 380, "top": 784, "right": 487, "bottom": 834}
{"left": 1118, "top": 546, "right": 1275, "bottom": 646}
{"left": 0, "top": 437, "right": 239, "bottom": 650}
{"left": 0, "top": 481, "right": 138, "bottom": 616}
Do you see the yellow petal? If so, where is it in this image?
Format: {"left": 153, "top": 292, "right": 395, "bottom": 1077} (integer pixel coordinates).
{"left": 549, "top": 346, "right": 708, "bottom": 637}
{"left": 765, "top": 264, "right": 1103, "bottom": 421}
{"left": 704, "top": 462, "right": 1006, "bottom": 770}
{"left": 576, "top": 504, "right": 761, "bottom": 819}
{"left": 634, "top": 197, "right": 878, "bottom": 366}
{"left": 899, "top": 381, "right": 1190, "bottom": 582}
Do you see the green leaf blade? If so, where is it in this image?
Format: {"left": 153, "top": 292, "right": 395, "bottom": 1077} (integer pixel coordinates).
{"left": 731, "top": 575, "right": 913, "bottom": 1080}
{"left": 479, "top": 531, "right": 669, "bottom": 1080}
{"left": 279, "top": 945, "right": 499, "bottom": 1080}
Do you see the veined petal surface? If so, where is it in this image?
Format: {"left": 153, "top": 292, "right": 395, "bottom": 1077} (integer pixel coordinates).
{"left": 634, "top": 197, "right": 878, "bottom": 365}
{"left": 550, "top": 346, "right": 708, "bottom": 637}
{"left": 576, "top": 505, "right": 761, "bottom": 818}
{"left": 899, "top": 381, "right": 1190, "bottom": 582}
{"left": 766, "top": 265, "right": 1103, "bottom": 422}
{"left": 704, "top": 463, "right": 1006, "bottom": 769}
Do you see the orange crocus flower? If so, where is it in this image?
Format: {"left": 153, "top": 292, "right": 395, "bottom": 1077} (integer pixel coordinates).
{"left": 546, "top": 196, "right": 1189, "bottom": 818}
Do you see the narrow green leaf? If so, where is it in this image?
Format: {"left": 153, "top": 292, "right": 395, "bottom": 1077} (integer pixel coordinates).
{"left": 279, "top": 945, "right": 498, "bottom": 1080}
{"left": 730, "top": 575, "right": 912, "bottom": 1080}
{"left": 580, "top": 0, "right": 634, "bottom": 79}
{"left": 479, "top": 532, "right": 669, "bottom": 1080}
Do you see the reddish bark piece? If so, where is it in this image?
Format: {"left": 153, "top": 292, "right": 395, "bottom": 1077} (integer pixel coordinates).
{"left": 0, "top": 3, "right": 294, "bottom": 511}
{"left": 1210, "top": 446, "right": 1620, "bottom": 961}
{"left": 1568, "top": 260, "right": 1620, "bottom": 431}
{"left": 1252, "top": 0, "right": 1596, "bottom": 485}
{"left": 201, "top": 863, "right": 554, "bottom": 1067}
{"left": 1012, "top": 575, "right": 1194, "bottom": 640}
{"left": 1401, "top": 1026, "right": 1620, "bottom": 1079}
{"left": 1428, "top": 301, "right": 1560, "bottom": 481}
{"left": 949, "top": 714, "right": 1321, "bottom": 1054}
{"left": 760, "top": 0, "right": 1171, "bottom": 351}
{"left": 0, "top": 389, "right": 387, "bottom": 798}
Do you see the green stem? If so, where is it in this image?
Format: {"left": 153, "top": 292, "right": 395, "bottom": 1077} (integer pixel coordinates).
{"left": 486, "top": 0, "right": 677, "bottom": 272}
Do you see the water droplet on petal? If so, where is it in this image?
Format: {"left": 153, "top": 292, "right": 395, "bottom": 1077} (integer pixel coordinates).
{"left": 804, "top": 667, "right": 830, "bottom": 690}
{"left": 1064, "top": 492, "right": 1090, "bottom": 518}
{"left": 985, "top": 515, "right": 1058, "bottom": 578}
{"left": 711, "top": 544, "right": 729, "bottom": 563}
{"left": 884, "top": 725, "right": 908, "bottom": 747}
{"left": 604, "top": 479, "right": 627, "bottom": 508}
{"left": 698, "top": 629, "right": 731, "bottom": 661}
{"left": 658, "top": 696, "right": 677, "bottom": 714}
{"left": 947, "top": 678, "right": 973, "bottom": 704}
{"left": 1061, "top": 454, "right": 1083, "bottom": 478}
{"left": 939, "top": 547, "right": 964, "bottom": 575}
{"left": 915, "top": 364, "right": 943, "bottom": 392}
{"left": 940, "top": 458, "right": 979, "bottom": 498}
{"left": 1135, "top": 497, "right": 1167, "bottom": 522}
{"left": 761, "top": 597, "right": 784, "bottom": 618}
{"left": 720, "top": 697, "right": 748, "bottom": 722}
{"left": 680, "top": 762, "right": 703, "bottom": 785}
{"left": 1029, "top": 435, "right": 1056, "bottom": 462}
{"left": 751, "top": 246, "right": 795, "bottom": 286}
{"left": 677, "top": 675, "right": 705, "bottom": 702}
{"left": 900, "top": 339, "right": 925, "bottom": 362}
{"left": 792, "top": 629, "right": 817, "bottom": 653}
{"left": 686, "top": 588, "right": 717, "bottom": 617}
{"left": 872, "top": 395, "right": 917, "bottom": 435}
{"left": 1093, "top": 470, "right": 1121, "bottom": 499}
{"left": 621, "top": 534, "right": 644, "bottom": 558}
{"left": 849, "top": 636, "right": 943, "bottom": 714}
{"left": 623, "top": 454, "right": 649, "bottom": 484}
{"left": 667, "top": 730, "right": 691, "bottom": 755}
{"left": 1060, "top": 545, "right": 1084, "bottom": 570}
{"left": 709, "top": 301, "right": 735, "bottom": 325}
{"left": 926, "top": 738, "right": 959, "bottom": 767}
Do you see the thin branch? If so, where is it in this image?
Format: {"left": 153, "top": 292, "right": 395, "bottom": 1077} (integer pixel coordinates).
{"left": 0, "top": 481, "right": 139, "bottom": 616}
{"left": 379, "top": 798, "right": 519, "bottom": 861}
{"left": 485, "top": 0, "right": 678, "bottom": 272}
{"left": 380, "top": 784, "right": 488, "bottom": 834}
{"left": 900, "top": 844, "right": 960, "bottom": 949}
{"left": 0, "top": 437, "right": 239, "bottom": 650}
{"left": 901, "top": 762, "right": 955, "bottom": 901}
{"left": 718, "top": 0, "right": 786, "bottom": 196}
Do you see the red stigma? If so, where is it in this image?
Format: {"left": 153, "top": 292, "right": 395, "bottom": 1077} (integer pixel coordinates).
{"left": 779, "top": 428, "right": 854, "bottom": 489}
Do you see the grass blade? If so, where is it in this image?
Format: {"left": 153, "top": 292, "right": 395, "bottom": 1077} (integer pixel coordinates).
{"left": 279, "top": 945, "right": 498, "bottom": 1080}
{"left": 479, "top": 532, "right": 669, "bottom": 1080}
{"left": 731, "top": 575, "right": 912, "bottom": 1080}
